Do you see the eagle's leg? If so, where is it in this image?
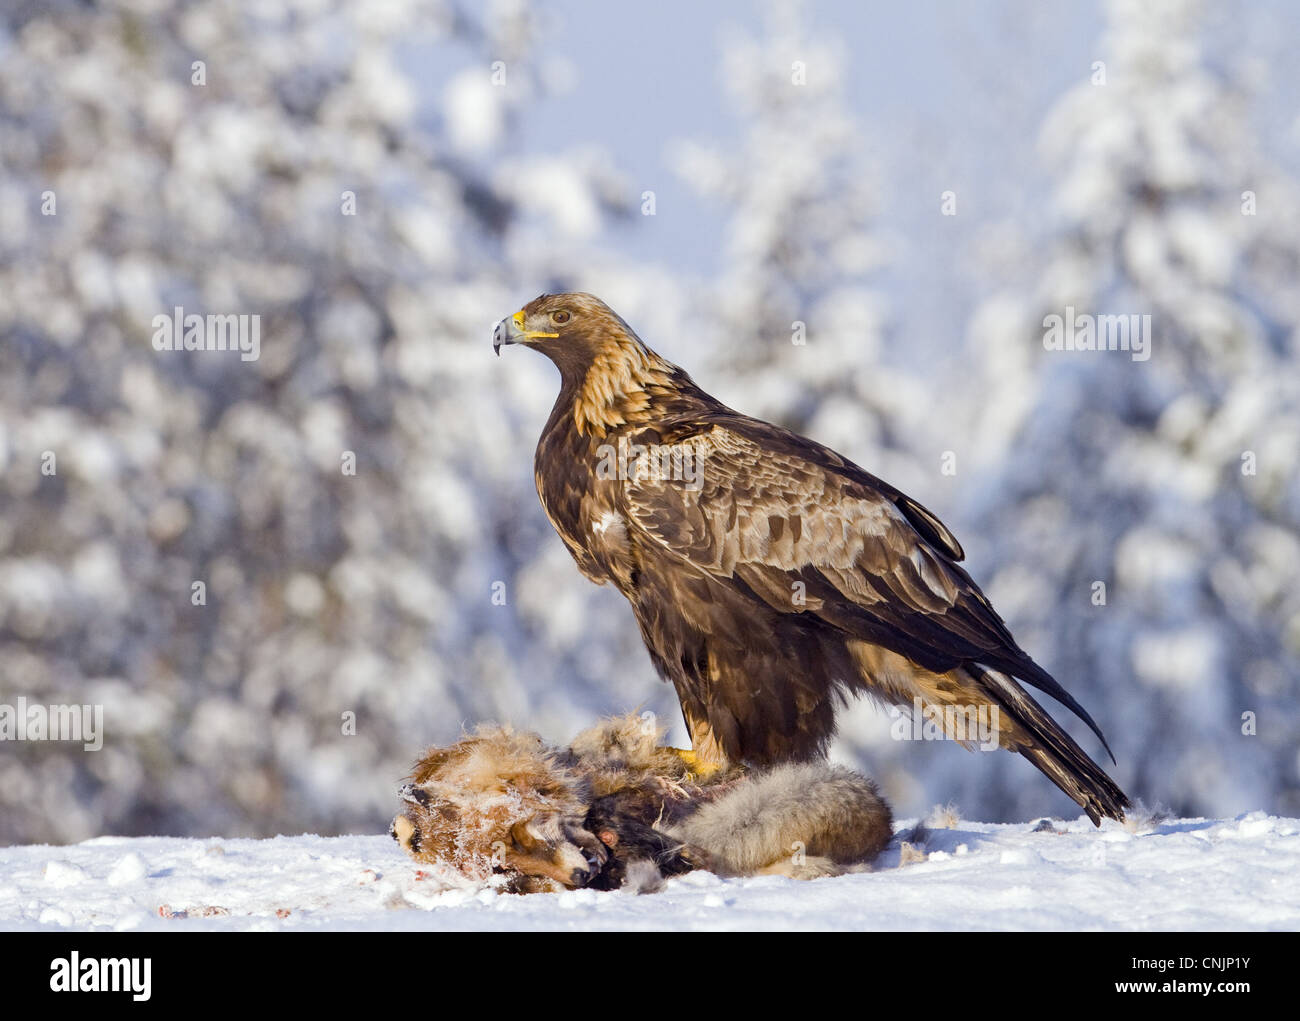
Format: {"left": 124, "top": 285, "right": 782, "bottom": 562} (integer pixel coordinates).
{"left": 677, "top": 713, "right": 729, "bottom": 779}
{"left": 671, "top": 747, "right": 724, "bottom": 779}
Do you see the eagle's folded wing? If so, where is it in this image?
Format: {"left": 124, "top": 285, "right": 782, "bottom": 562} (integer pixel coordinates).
{"left": 620, "top": 415, "right": 1115, "bottom": 759}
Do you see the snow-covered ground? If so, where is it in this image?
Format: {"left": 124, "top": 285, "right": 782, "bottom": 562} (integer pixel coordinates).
{"left": 2, "top": 811, "right": 1296, "bottom": 931}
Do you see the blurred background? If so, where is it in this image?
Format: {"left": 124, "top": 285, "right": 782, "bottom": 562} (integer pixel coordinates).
{"left": 1, "top": 0, "right": 1297, "bottom": 845}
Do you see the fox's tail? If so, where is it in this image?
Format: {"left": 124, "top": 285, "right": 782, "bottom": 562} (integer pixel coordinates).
{"left": 669, "top": 762, "right": 894, "bottom": 875}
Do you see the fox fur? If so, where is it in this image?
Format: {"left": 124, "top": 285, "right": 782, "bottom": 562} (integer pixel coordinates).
{"left": 391, "top": 714, "right": 893, "bottom": 893}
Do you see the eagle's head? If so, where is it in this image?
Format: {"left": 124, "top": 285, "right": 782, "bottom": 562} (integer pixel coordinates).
{"left": 494, "top": 292, "right": 683, "bottom": 434}
{"left": 493, "top": 292, "right": 643, "bottom": 371}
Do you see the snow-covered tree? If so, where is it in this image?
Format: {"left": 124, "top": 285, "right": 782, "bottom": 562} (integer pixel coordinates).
{"left": 672, "top": 4, "right": 904, "bottom": 452}
{"left": 0, "top": 0, "right": 641, "bottom": 844}
{"left": 963, "top": 0, "right": 1300, "bottom": 821}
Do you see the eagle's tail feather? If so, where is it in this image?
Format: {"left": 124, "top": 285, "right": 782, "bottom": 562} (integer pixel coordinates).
{"left": 997, "top": 655, "right": 1118, "bottom": 765}
{"left": 975, "top": 667, "right": 1130, "bottom": 826}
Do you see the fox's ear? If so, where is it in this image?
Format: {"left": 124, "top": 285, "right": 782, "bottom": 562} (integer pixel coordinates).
{"left": 391, "top": 814, "right": 421, "bottom": 856}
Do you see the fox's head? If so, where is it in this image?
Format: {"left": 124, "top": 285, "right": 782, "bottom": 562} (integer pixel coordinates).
{"left": 391, "top": 725, "right": 606, "bottom": 890}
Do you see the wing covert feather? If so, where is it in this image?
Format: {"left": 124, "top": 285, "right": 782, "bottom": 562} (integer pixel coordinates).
{"left": 620, "top": 422, "right": 1015, "bottom": 664}
{"left": 618, "top": 418, "right": 1113, "bottom": 754}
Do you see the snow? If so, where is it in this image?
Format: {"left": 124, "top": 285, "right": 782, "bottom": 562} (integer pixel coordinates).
{"left": 3, "top": 812, "right": 1297, "bottom": 931}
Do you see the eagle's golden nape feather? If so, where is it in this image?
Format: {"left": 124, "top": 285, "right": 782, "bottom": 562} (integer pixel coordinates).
{"left": 496, "top": 292, "right": 1131, "bottom": 826}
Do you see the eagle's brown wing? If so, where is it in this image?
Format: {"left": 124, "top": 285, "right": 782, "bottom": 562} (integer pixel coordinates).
{"left": 618, "top": 411, "right": 1120, "bottom": 773}
{"left": 613, "top": 413, "right": 1133, "bottom": 827}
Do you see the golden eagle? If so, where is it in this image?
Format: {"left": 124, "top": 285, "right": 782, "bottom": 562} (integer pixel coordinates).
{"left": 494, "top": 292, "right": 1129, "bottom": 825}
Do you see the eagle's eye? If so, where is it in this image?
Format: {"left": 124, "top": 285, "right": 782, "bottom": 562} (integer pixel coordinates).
{"left": 551, "top": 310, "right": 571, "bottom": 325}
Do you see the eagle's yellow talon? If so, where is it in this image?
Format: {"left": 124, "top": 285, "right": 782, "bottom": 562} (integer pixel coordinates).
{"left": 673, "top": 748, "right": 722, "bottom": 780}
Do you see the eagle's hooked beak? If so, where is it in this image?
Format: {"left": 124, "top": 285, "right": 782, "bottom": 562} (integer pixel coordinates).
{"left": 492, "top": 313, "right": 521, "bottom": 356}
{"left": 493, "top": 310, "right": 558, "bottom": 356}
